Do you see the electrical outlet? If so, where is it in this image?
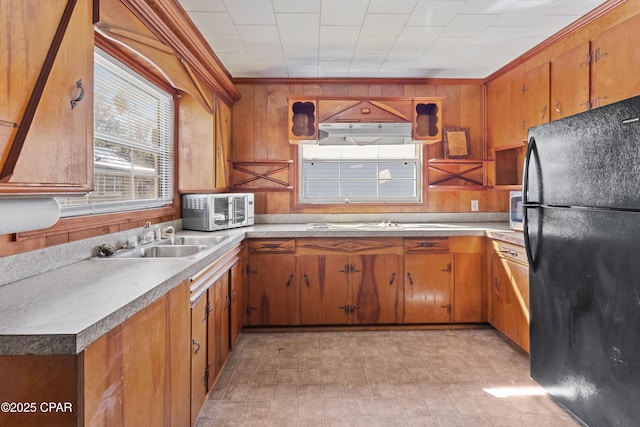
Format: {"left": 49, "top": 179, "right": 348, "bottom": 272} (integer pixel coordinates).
{"left": 471, "top": 200, "right": 479, "bottom": 211}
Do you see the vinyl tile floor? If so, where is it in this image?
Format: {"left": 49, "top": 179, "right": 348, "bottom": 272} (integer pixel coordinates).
{"left": 194, "top": 329, "right": 580, "bottom": 427}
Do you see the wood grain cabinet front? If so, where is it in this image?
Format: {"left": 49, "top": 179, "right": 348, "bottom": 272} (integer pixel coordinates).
{"left": 246, "top": 240, "right": 297, "bottom": 325}
{"left": 488, "top": 239, "right": 529, "bottom": 352}
{"left": 297, "top": 238, "right": 404, "bottom": 325}
{"left": 0, "top": 0, "right": 94, "bottom": 194}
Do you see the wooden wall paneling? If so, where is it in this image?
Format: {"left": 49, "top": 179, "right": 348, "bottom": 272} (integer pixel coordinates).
{"left": 252, "top": 85, "right": 269, "bottom": 160}
{"left": 460, "top": 85, "right": 485, "bottom": 159}
{"left": 380, "top": 84, "right": 404, "bottom": 96}
{"left": 178, "top": 93, "right": 215, "bottom": 192}
{"left": 166, "top": 280, "right": 191, "bottom": 426}
{"left": 232, "top": 85, "right": 255, "bottom": 160}
{"left": 346, "top": 83, "right": 370, "bottom": 97}
{"left": 367, "top": 84, "right": 383, "bottom": 97}
{"left": 266, "top": 84, "right": 290, "bottom": 160}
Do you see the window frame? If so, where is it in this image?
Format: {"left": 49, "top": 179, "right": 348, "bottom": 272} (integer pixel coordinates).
{"left": 57, "top": 47, "right": 177, "bottom": 218}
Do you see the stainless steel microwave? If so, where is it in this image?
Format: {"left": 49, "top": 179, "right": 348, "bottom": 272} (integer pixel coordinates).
{"left": 510, "top": 190, "right": 523, "bottom": 230}
{"left": 182, "top": 193, "right": 254, "bottom": 231}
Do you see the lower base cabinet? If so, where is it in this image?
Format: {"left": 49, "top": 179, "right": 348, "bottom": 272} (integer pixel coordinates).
{"left": 489, "top": 239, "right": 530, "bottom": 352}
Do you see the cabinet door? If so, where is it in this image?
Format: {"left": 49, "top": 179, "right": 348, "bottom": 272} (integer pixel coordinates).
{"left": 178, "top": 93, "right": 215, "bottom": 192}
{"left": 230, "top": 259, "right": 243, "bottom": 349}
{"left": 551, "top": 42, "right": 590, "bottom": 120}
{"left": 489, "top": 254, "right": 508, "bottom": 333}
{"left": 591, "top": 13, "right": 640, "bottom": 109}
{"left": 453, "top": 253, "right": 483, "bottom": 323}
{"left": 523, "top": 62, "right": 550, "bottom": 130}
{"left": 0, "top": 0, "right": 93, "bottom": 193}
{"left": 246, "top": 254, "right": 297, "bottom": 325}
{"left": 351, "top": 254, "right": 403, "bottom": 324}
{"left": 210, "top": 274, "right": 230, "bottom": 384}
{"left": 299, "top": 254, "right": 350, "bottom": 325}
{"left": 191, "top": 293, "right": 208, "bottom": 422}
{"left": 404, "top": 253, "right": 453, "bottom": 323}
{"left": 503, "top": 260, "right": 530, "bottom": 352}
{"left": 215, "top": 98, "right": 231, "bottom": 189}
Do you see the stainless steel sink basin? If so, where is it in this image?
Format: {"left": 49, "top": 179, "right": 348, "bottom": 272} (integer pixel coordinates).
{"left": 111, "top": 244, "right": 209, "bottom": 258}
{"left": 159, "top": 235, "right": 228, "bottom": 246}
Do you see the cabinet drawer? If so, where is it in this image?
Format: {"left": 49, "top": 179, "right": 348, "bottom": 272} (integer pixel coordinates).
{"left": 404, "top": 237, "right": 449, "bottom": 253}
{"left": 248, "top": 239, "right": 296, "bottom": 253}
{"left": 494, "top": 241, "right": 527, "bottom": 265}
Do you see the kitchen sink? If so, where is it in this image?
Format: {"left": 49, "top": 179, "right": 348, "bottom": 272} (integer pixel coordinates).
{"left": 158, "top": 235, "right": 228, "bottom": 246}
{"left": 110, "top": 244, "right": 209, "bottom": 258}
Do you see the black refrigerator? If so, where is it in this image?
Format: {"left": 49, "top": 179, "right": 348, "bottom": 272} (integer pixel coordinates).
{"left": 525, "top": 94, "right": 640, "bottom": 427}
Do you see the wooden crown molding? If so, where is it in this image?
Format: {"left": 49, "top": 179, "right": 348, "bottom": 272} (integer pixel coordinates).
{"left": 120, "top": 0, "right": 240, "bottom": 104}
{"left": 484, "top": 0, "right": 627, "bottom": 83}
{"left": 233, "top": 77, "right": 485, "bottom": 86}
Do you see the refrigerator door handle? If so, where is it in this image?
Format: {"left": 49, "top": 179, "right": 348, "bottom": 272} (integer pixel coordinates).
{"left": 523, "top": 136, "right": 541, "bottom": 271}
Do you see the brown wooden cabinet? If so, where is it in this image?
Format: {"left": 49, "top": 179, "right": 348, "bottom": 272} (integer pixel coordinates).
{"left": 189, "top": 244, "right": 243, "bottom": 422}
{"left": 287, "top": 96, "right": 443, "bottom": 144}
{"left": 297, "top": 238, "right": 404, "bottom": 325}
{"left": 488, "top": 239, "right": 529, "bottom": 352}
{"left": 246, "top": 239, "right": 297, "bottom": 325}
{"left": 404, "top": 252, "right": 454, "bottom": 323}
{"left": 0, "top": 0, "right": 93, "bottom": 194}
{"left": 523, "top": 62, "right": 550, "bottom": 132}
{"left": 550, "top": 42, "right": 591, "bottom": 120}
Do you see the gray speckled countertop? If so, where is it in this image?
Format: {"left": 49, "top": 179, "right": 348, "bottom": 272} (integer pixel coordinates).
{"left": 0, "top": 222, "right": 521, "bottom": 355}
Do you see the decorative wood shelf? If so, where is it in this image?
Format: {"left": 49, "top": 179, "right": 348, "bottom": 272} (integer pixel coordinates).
{"left": 230, "top": 160, "right": 293, "bottom": 192}
{"left": 491, "top": 141, "right": 527, "bottom": 189}
{"left": 427, "top": 159, "right": 488, "bottom": 189}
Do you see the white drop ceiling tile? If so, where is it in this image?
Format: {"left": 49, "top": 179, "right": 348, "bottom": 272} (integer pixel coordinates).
{"left": 550, "top": 0, "right": 604, "bottom": 15}
{"left": 361, "top": 14, "right": 409, "bottom": 37}
{"left": 245, "top": 44, "right": 284, "bottom": 61}
{"left": 272, "top": 0, "right": 320, "bottom": 13}
{"left": 235, "top": 25, "right": 280, "bottom": 44}
{"left": 528, "top": 14, "right": 583, "bottom": 36}
{"left": 178, "top": 0, "right": 226, "bottom": 12}
{"left": 351, "top": 53, "right": 387, "bottom": 67}
{"left": 276, "top": 13, "right": 320, "bottom": 36}
{"left": 256, "top": 64, "right": 289, "bottom": 77}
{"left": 473, "top": 26, "right": 528, "bottom": 44}
{"left": 379, "top": 61, "right": 417, "bottom": 73}
{"left": 288, "top": 67, "right": 319, "bottom": 78}
{"left": 205, "top": 35, "right": 245, "bottom": 53}
{"left": 415, "top": 54, "right": 455, "bottom": 68}
{"left": 281, "top": 36, "right": 320, "bottom": 53}
{"left": 318, "top": 61, "right": 351, "bottom": 74}
{"left": 492, "top": 4, "right": 553, "bottom": 27}
{"left": 223, "top": 0, "right": 275, "bottom": 25}
{"left": 188, "top": 12, "right": 237, "bottom": 36}
{"left": 460, "top": 0, "right": 519, "bottom": 15}
{"left": 386, "top": 47, "right": 426, "bottom": 61}
{"left": 320, "top": 26, "right": 361, "bottom": 46}
{"left": 285, "top": 53, "right": 319, "bottom": 66}
{"left": 319, "top": 47, "right": 355, "bottom": 61}
{"left": 355, "top": 37, "right": 397, "bottom": 53}
{"left": 440, "top": 14, "right": 499, "bottom": 37}
{"left": 368, "top": 0, "right": 419, "bottom": 14}
{"left": 407, "top": 0, "right": 466, "bottom": 26}
{"left": 427, "top": 37, "right": 474, "bottom": 55}
{"left": 395, "top": 26, "right": 444, "bottom": 47}
{"left": 320, "top": 0, "right": 369, "bottom": 26}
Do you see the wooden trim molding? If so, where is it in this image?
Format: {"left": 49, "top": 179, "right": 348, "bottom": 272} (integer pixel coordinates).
{"left": 230, "top": 160, "right": 294, "bottom": 192}
{"left": 119, "top": 0, "right": 240, "bottom": 104}
{"left": 233, "top": 77, "right": 485, "bottom": 86}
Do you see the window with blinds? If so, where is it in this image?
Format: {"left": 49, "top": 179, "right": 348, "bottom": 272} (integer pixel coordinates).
{"left": 299, "top": 144, "right": 421, "bottom": 203}
{"left": 57, "top": 49, "right": 174, "bottom": 217}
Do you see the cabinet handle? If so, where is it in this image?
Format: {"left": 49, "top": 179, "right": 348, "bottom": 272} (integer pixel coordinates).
{"left": 339, "top": 264, "right": 350, "bottom": 273}
{"left": 285, "top": 274, "right": 294, "bottom": 288}
{"left": 417, "top": 242, "right": 436, "bottom": 248}
{"left": 246, "top": 306, "right": 257, "bottom": 316}
{"left": 350, "top": 305, "right": 359, "bottom": 314}
{"left": 70, "top": 79, "right": 85, "bottom": 109}
{"left": 338, "top": 305, "right": 349, "bottom": 315}
{"left": 441, "top": 263, "right": 451, "bottom": 273}
{"left": 499, "top": 249, "right": 518, "bottom": 257}
{"left": 594, "top": 47, "right": 608, "bottom": 62}
{"left": 261, "top": 243, "right": 282, "bottom": 249}
{"left": 351, "top": 264, "right": 361, "bottom": 273}
{"left": 232, "top": 290, "right": 237, "bottom": 302}
{"left": 388, "top": 272, "right": 396, "bottom": 286}
{"left": 407, "top": 272, "right": 414, "bottom": 286}
{"left": 192, "top": 339, "right": 201, "bottom": 355}
{"left": 493, "top": 277, "right": 500, "bottom": 292}
{"left": 441, "top": 304, "right": 452, "bottom": 314}
{"left": 540, "top": 104, "right": 547, "bottom": 120}
{"left": 303, "top": 273, "right": 310, "bottom": 288}
{"left": 554, "top": 100, "right": 562, "bottom": 114}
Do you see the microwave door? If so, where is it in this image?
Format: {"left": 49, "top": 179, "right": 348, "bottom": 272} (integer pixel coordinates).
{"left": 212, "top": 196, "right": 230, "bottom": 227}
{"left": 231, "top": 196, "right": 246, "bottom": 225}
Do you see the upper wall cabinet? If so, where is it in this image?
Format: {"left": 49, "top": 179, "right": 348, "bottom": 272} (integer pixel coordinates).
{"left": 287, "top": 97, "right": 443, "bottom": 144}
{"left": 550, "top": 43, "right": 590, "bottom": 121}
{"left": 0, "top": 0, "right": 94, "bottom": 195}
{"left": 590, "top": 13, "right": 640, "bottom": 109}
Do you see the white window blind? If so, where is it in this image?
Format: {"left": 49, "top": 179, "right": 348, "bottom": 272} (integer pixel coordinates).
{"left": 299, "top": 144, "right": 421, "bottom": 203}
{"left": 57, "top": 49, "right": 174, "bottom": 217}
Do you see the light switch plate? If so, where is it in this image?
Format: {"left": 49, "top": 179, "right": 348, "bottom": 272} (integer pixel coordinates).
{"left": 471, "top": 200, "right": 479, "bottom": 211}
